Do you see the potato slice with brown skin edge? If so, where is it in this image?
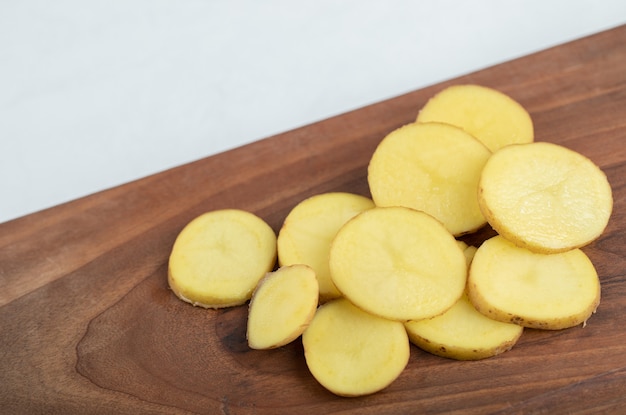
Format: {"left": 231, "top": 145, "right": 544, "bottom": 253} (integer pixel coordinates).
{"left": 416, "top": 84, "right": 534, "bottom": 152}
{"left": 247, "top": 264, "right": 318, "bottom": 350}
{"left": 405, "top": 293, "right": 523, "bottom": 360}
{"left": 277, "top": 192, "right": 375, "bottom": 302}
{"left": 467, "top": 235, "right": 601, "bottom": 330}
{"left": 302, "top": 298, "right": 409, "bottom": 397}
{"left": 168, "top": 209, "right": 277, "bottom": 308}
{"left": 478, "top": 142, "right": 613, "bottom": 253}
{"left": 368, "top": 122, "right": 491, "bottom": 236}
{"left": 329, "top": 206, "right": 467, "bottom": 322}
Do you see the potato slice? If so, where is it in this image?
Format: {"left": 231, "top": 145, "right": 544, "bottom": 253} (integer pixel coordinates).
{"left": 168, "top": 209, "right": 277, "bottom": 308}
{"left": 416, "top": 84, "right": 534, "bottom": 152}
{"left": 467, "top": 235, "right": 601, "bottom": 330}
{"left": 462, "top": 245, "right": 478, "bottom": 267}
{"left": 329, "top": 206, "right": 467, "bottom": 321}
{"left": 247, "top": 264, "right": 318, "bottom": 349}
{"left": 368, "top": 122, "right": 491, "bottom": 236}
{"left": 405, "top": 293, "right": 523, "bottom": 360}
{"left": 457, "top": 240, "right": 478, "bottom": 267}
{"left": 478, "top": 142, "right": 613, "bottom": 253}
{"left": 277, "top": 192, "right": 375, "bottom": 302}
{"left": 302, "top": 298, "right": 409, "bottom": 397}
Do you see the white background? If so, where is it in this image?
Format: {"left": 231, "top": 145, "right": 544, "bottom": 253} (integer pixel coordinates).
{"left": 1, "top": 0, "right": 625, "bottom": 224}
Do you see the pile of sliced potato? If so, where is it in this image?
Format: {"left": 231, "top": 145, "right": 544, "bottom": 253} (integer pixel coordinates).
{"left": 167, "top": 84, "right": 613, "bottom": 397}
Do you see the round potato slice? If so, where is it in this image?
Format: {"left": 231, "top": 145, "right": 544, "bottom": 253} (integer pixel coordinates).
{"left": 467, "top": 235, "right": 601, "bottom": 330}
{"left": 277, "top": 192, "right": 375, "bottom": 302}
{"left": 329, "top": 206, "right": 467, "bottom": 321}
{"left": 368, "top": 122, "right": 491, "bottom": 236}
{"left": 405, "top": 293, "right": 523, "bottom": 360}
{"left": 302, "top": 298, "right": 409, "bottom": 397}
{"left": 416, "top": 84, "right": 534, "bottom": 152}
{"left": 247, "top": 264, "right": 318, "bottom": 349}
{"left": 168, "top": 209, "right": 277, "bottom": 308}
{"left": 478, "top": 142, "right": 613, "bottom": 253}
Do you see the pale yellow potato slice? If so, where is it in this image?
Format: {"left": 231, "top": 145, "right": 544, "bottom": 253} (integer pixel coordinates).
{"left": 478, "top": 141, "right": 613, "bottom": 253}
{"left": 277, "top": 192, "right": 375, "bottom": 302}
{"left": 302, "top": 298, "right": 409, "bottom": 397}
{"left": 416, "top": 84, "right": 534, "bottom": 152}
{"left": 247, "top": 264, "right": 318, "bottom": 349}
{"left": 329, "top": 206, "right": 467, "bottom": 321}
{"left": 457, "top": 240, "right": 478, "bottom": 267}
{"left": 168, "top": 209, "right": 277, "bottom": 308}
{"left": 467, "top": 235, "right": 601, "bottom": 330}
{"left": 405, "top": 293, "right": 523, "bottom": 360}
{"left": 368, "top": 122, "right": 491, "bottom": 236}
{"left": 462, "top": 244, "right": 478, "bottom": 267}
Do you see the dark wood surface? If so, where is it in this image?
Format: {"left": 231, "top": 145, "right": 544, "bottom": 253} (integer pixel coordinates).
{"left": 2, "top": 24, "right": 626, "bottom": 414}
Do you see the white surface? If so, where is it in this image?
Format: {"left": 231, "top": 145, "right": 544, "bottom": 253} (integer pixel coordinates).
{"left": 1, "top": 1, "right": 625, "bottom": 223}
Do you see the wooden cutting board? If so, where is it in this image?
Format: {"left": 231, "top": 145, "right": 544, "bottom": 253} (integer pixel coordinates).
{"left": 2, "top": 24, "right": 625, "bottom": 414}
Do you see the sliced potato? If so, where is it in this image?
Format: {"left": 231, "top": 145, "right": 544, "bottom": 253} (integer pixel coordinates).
{"left": 405, "top": 293, "right": 523, "bottom": 360}
{"left": 416, "top": 84, "right": 533, "bottom": 152}
{"left": 247, "top": 264, "right": 318, "bottom": 349}
{"left": 462, "top": 244, "right": 478, "bottom": 267}
{"left": 302, "top": 298, "right": 409, "bottom": 397}
{"left": 277, "top": 192, "right": 375, "bottom": 302}
{"left": 467, "top": 235, "right": 601, "bottom": 330}
{"left": 478, "top": 142, "right": 613, "bottom": 253}
{"left": 457, "top": 240, "right": 478, "bottom": 267}
{"left": 368, "top": 122, "right": 491, "bottom": 236}
{"left": 168, "top": 209, "right": 277, "bottom": 308}
{"left": 329, "top": 206, "right": 467, "bottom": 321}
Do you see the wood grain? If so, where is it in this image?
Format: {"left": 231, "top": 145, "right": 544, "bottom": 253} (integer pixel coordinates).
{"left": 2, "top": 24, "right": 626, "bottom": 414}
